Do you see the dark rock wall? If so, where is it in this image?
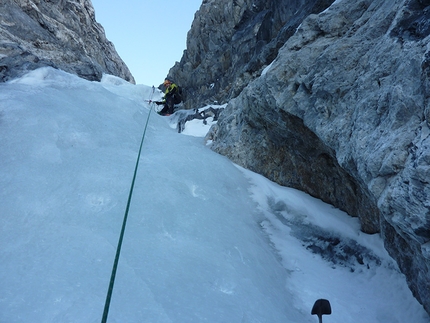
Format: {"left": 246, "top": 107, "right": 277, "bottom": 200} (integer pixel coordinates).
{"left": 0, "top": 0, "right": 134, "bottom": 83}
{"left": 166, "top": 0, "right": 430, "bottom": 314}
{"left": 168, "top": 0, "right": 335, "bottom": 109}
{"left": 206, "top": 0, "right": 430, "bottom": 313}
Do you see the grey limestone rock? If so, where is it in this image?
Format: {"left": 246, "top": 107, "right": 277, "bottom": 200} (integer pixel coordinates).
{"left": 207, "top": 0, "right": 430, "bottom": 313}
{"left": 0, "top": 0, "right": 134, "bottom": 83}
{"left": 168, "top": 0, "right": 335, "bottom": 109}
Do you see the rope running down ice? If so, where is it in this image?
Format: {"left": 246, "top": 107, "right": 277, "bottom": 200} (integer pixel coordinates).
{"left": 101, "top": 86, "right": 155, "bottom": 323}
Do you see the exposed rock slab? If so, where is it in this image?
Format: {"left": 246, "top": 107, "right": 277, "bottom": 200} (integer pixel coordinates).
{"left": 208, "top": 0, "right": 430, "bottom": 314}
{"left": 0, "top": 0, "right": 134, "bottom": 82}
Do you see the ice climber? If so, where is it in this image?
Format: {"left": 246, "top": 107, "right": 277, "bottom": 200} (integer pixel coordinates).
{"left": 155, "top": 78, "right": 182, "bottom": 116}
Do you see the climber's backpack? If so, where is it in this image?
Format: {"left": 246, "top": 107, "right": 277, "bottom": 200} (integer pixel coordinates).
{"left": 174, "top": 85, "right": 183, "bottom": 104}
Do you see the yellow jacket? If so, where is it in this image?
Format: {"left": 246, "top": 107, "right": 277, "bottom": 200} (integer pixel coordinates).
{"left": 164, "top": 83, "right": 178, "bottom": 98}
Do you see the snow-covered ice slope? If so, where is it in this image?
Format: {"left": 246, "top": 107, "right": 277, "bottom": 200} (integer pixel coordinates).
{"left": 0, "top": 68, "right": 428, "bottom": 323}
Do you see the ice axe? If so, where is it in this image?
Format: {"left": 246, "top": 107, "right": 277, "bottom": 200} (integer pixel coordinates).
{"left": 311, "top": 299, "right": 331, "bottom": 323}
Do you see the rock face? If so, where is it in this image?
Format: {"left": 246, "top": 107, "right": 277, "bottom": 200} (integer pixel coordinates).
{"left": 0, "top": 0, "right": 134, "bottom": 83}
{"left": 173, "top": 0, "right": 430, "bottom": 315}
{"left": 169, "top": 0, "right": 335, "bottom": 109}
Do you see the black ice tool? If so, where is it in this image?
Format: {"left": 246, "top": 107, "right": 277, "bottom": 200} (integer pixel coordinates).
{"left": 311, "top": 299, "right": 332, "bottom": 323}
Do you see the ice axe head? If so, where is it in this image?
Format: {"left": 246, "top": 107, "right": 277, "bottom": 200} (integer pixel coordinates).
{"left": 312, "top": 299, "right": 331, "bottom": 323}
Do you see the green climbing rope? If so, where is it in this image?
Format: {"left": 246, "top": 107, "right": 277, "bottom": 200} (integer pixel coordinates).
{"left": 101, "top": 86, "right": 155, "bottom": 323}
